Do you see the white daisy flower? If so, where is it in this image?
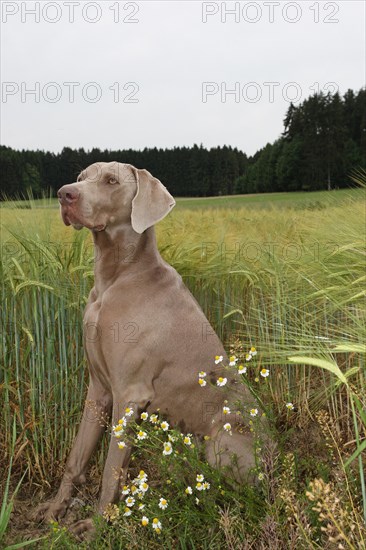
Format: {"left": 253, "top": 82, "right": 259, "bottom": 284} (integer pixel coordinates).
{"left": 185, "top": 486, "right": 193, "bottom": 495}
{"left": 137, "top": 430, "right": 147, "bottom": 440}
{"left": 150, "top": 414, "right": 159, "bottom": 424}
{"left": 196, "top": 474, "right": 204, "bottom": 482}
{"left": 140, "top": 412, "right": 149, "bottom": 420}
{"left": 238, "top": 365, "right": 247, "bottom": 374}
{"left": 138, "top": 503, "right": 145, "bottom": 510}
{"left": 118, "top": 417, "right": 127, "bottom": 427}
{"left": 160, "top": 421, "right": 169, "bottom": 431}
{"left": 117, "top": 441, "right": 126, "bottom": 449}
{"left": 130, "top": 485, "right": 138, "bottom": 495}
{"left": 223, "top": 406, "right": 230, "bottom": 415}
{"left": 183, "top": 435, "right": 192, "bottom": 446}
{"left": 158, "top": 498, "right": 168, "bottom": 510}
{"left": 141, "top": 516, "right": 149, "bottom": 526}
{"left": 196, "top": 482, "right": 204, "bottom": 491}
{"left": 245, "top": 353, "right": 252, "bottom": 362}
{"left": 215, "top": 355, "right": 223, "bottom": 364}
{"left": 216, "top": 377, "right": 227, "bottom": 387}
{"left": 286, "top": 402, "right": 294, "bottom": 410}
{"left": 250, "top": 408, "right": 258, "bottom": 417}
{"left": 250, "top": 347, "right": 257, "bottom": 356}
{"left": 229, "top": 356, "right": 237, "bottom": 366}
{"left": 223, "top": 422, "right": 232, "bottom": 433}
{"left": 152, "top": 518, "right": 162, "bottom": 530}
{"left": 121, "top": 485, "right": 130, "bottom": 495}
{"left": 260, "top": 368, "right": 269, "bottom": 378}
{"left": 198, "top": 378, "right": 207, "bottom": 387}
{"left": 163, "top": 441, "right": 173, "bottom": 455}
{"left": 124, "top": 407, "right": 134, "bottom": 417}
{"left": 198, "top": 371, "right": 207, "bottom": 378}
{"left": 138, "top": 470, "right": 147, "bottom": 482}
{"left": 125, "top": 496, "right": 135, "bottom": 507}
{"left": 139, "top": 482, "right": 149, "bottom": 493}
{"left": 203, "top": 481, "right": 210, "bottom": 490}
{"left": 123, "top": 507, "right": 132, "bottom": 516}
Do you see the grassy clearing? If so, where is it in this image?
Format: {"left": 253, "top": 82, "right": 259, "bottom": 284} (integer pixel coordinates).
{"left": 1, "top": 186, "right": 365, "bottom": 548}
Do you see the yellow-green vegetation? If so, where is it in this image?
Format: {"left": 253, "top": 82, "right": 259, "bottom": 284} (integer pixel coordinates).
{"left": 1, "top": 184, "right": 365, "bottom": 548}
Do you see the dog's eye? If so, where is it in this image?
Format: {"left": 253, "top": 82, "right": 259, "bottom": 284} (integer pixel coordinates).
{"left": 108, "top": 177, "right": 118, "bottom": 185}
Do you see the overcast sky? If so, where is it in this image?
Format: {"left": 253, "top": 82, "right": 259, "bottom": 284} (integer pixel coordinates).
{"left": 1, "top": 0, "right": 365, "bottom": 156}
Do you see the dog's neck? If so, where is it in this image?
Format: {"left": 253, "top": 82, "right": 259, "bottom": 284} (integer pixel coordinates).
{"left": 91, "top": 225, "right": 161, "bottom": 296}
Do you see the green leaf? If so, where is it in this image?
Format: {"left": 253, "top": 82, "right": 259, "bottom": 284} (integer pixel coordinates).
{"left": 333, "top": 344, "right": 366, "bottom": 353}
{"left": 288, "top": 356, "right": 348, "bottom": 386}
{"left": 344, "top": 439, "right": 366, "bottom": 468}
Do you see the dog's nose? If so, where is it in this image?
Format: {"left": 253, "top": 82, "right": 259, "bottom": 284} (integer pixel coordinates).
{"left": 58, "top": 185, "right": 80, "bottom": 204}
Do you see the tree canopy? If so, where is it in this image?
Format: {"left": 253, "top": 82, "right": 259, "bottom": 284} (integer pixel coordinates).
{"left": 1, "top": 88, "right": 365, "bottom": 198}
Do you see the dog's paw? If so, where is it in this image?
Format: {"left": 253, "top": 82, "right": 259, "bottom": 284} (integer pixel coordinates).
{"left": 32, "top": 500, "right": 68, "bottom": 523}
{"left": 70, "top": 518, "right": 96, "bottom": 540}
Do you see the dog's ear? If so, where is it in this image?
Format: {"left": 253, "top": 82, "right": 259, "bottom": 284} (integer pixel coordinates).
{"left": 131, "top": 167, "right": 176, "bottom": 234}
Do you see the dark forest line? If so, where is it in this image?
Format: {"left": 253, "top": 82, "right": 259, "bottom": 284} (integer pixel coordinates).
{"left": 1, "top": 88, "right": 365, "bottom": 198}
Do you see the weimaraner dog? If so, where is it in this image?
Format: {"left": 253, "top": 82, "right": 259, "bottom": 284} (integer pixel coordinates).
{"left": 34, "top": 162, "right": 255, "bottom": 535}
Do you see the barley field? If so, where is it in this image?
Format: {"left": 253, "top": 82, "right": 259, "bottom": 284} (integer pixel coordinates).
{"left": 1, "top": 184, "right": 365, "bottom": 549}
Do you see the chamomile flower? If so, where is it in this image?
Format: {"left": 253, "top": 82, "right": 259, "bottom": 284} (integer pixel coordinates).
{"left": 137, "top": 430, "right": 147, "bottom": 440}
{"left": 118, "top": 417, "right": 127, "bottom": 427}
{"left": 125, "top": 496, "right": 135, "bottom": 507}
{"left": 196, "top": 482, "right": 204, "bottom": 491}
{"left": 183, "top": 435, "right": 192, "bottom": 446}
{"left": 138, "top": 503, "right": 145, "bottom": 511}
{"left": 260, "top": 368, "right": 269, "bottom": 378}
{"left": 246, "top": 353, "right": 252, "bottom": 362}
{"left": 198, "top": 371, "right": 207, "bottom": 378}
{"left": 150, "top": 414, "right": 159, "bottom": 424}
{"left": 196, "top": 474, "right": 204, "bottom": 482}
{"left": 139, "top": 482, "right": 149, "bottom": 493}
{"left": 229, "top": 356, "right": 237, "bottom": 366}
{"left": 250, "top": 408, "right": 258, "bottom": 417}
{"left": 141, "top": 516, "right": 149, "bottom": 526}
{"left": 258, "top": 472, "right": 264, "bottom": 481}
{"left": 198, "top": 378, "right": 207, "bottom": 387}
{"left": 130, "top": 485, "right": 138, "bottom": 495}
{"left": 217, "top": 377, "right": 227, "bottom": 387}
{"left": 158, "top": 498, "right": 168, "bottom": 510}
{"left": 238, "top": 365, "right": 247, "bottom": 374}
{"left": 123, "top": 507, "right": 132, "bottom": 516}
{"left": 160, "top": 421, "right": 169, "bottom": 431}
{"left": 121, "top": 485, "right": 130, "bottom": 495}
{"left": 203, "top": 482, "right": 210, "bottom": 490}
{"left": 250, "top": 347, "right": 257, "bottom": 356}
{"left": 117, "top": 441, "right": 126, "bottom": 449}
{"left": 223, "top": 422, "right": 232, "bottom": 433}
{"left": 152, "top": 518, "right": 162, "bottom": 531}
{"left": 140, "top": 412, "right": 149, "bottom": 420}
{"left": 163, "top": 441, "right": 173, "bottom": 455}
{"left": 124, "top": 407, "right": 134, "bottom": 417}
{"left": 223, "top": 406, "right": 230, "bottom": 415}
{"left": 286, "top": 402, "right": 294, "bottom": 410}
{"left": 138, "top": 470, "right": 147, "bottom": 482}
{"left": 185, "top": 486, "right": 193, "bottom": 495}
{"left": 215, "top": 355, "right": 223, "bottom": 364}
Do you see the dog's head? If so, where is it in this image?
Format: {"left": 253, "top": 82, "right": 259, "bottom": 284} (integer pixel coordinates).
{"left": 57, "top": 162, "right": 175, "bottom": 234}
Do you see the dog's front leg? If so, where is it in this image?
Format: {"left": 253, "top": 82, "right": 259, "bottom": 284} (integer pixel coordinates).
{"left": 70, "top": 401, "right": 134, "bottom": 537}
{"left": 33, "top": 381, "right": 112, "bottom": 523}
